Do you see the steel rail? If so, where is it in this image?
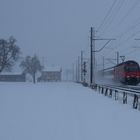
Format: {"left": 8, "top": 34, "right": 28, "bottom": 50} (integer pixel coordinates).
{"left": 92, "top": 84, "right": 140, "bottom": 110}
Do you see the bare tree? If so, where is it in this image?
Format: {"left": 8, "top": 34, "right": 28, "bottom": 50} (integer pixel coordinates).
{"left": 0, "top": 36, "right": 20, "bottom": 72}
{"left": 20, "top": 55, "right": 43, "bottom": 83}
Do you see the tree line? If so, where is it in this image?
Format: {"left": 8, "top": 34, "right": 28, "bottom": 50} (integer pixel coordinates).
{"left": 0, "top": 36, "right": 43, "bottom": 83}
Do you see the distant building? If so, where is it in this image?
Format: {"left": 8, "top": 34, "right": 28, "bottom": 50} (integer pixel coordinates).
{"left": 0, "top": 73, "right": 26, "bottom": 82}
{"left": 38, "top": 67, "right": 62, "bottom": 82}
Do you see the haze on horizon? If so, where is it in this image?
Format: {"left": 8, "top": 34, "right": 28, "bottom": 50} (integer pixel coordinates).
{"left": 0, "top": 0, "right": 140, "bottom": 71}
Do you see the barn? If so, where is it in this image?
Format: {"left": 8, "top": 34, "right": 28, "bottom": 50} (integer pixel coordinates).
{"left": 38, "top": 67, "right": 62, "bottom": 82}
{"left": 0, "top": 73, "right": 26, "bottom": 82}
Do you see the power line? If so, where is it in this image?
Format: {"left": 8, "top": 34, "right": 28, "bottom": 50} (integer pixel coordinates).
{"left": 117, "top": 30, "right": 140, "bottom": 49}
{"left": 104, "top": 18, "right": 140, "bottom": 51}
{"left": 100, "top": 28, "right": 140, "bottom": 59}
{"left": 102, "top": 0, "right": 140, "bottom": 36}
{"left": 96, "top": 0, "right": 140, "bottom": 67}
{"left": 97, "top": 0, "right": 118, "bottom": 32}
{"left": 117, "top": 0, "right": 140, "bottom": 26}
{"left": 102, "top": 0, "right": 140, "bottom": 39}
{"left": 116, "top": 18, "right": 140, "bottom": 39}
{"left": 99, "top": 0, "right": 140, "bottom": 41}
{"left": 102, "top": 0, "right": 126, "bottom": 34}
{"left": 98, "top": 0, "right": 140, "bottom": 57}
{"left": 100, "top": 0, "right": 126, "bottom": 35}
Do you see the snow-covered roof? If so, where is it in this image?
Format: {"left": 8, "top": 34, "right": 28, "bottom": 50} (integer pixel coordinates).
{"left": 43, "top": 66, "right": 62, "bottom": 72}
{"left": 0, "top": 72, "right": 23, "bottom": 75}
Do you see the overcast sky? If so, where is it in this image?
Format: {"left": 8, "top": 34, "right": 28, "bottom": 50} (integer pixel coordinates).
{"left": 0, "top": 0, "right": 140, "bottom": 70}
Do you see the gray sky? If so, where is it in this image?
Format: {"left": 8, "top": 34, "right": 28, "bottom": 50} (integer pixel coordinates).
{"left": 0, "top": 0, "right": 140, "bottom": 70}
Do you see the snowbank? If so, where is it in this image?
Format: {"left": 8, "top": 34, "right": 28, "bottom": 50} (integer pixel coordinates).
{"left": 0, "top": 82, "right": 140, "bottom": 140}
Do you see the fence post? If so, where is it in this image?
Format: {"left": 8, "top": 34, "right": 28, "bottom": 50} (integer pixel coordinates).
{"left": 105, "top": 88, "right": 108, "bottom": 96}
{"left": 123, "top": 92, "right": 127, "bottom": 104}
{"left": 98, "top": 86, "right": 101, "bottom": 93}
{"left": 115, "top": 90, "right": 118, "bottom": 100}
{"left": 133, "top": 94, "right": 138, "bottom": 109}
{"left": 109, "top": 89, "right": 112, "bottom": 97}
{"left": 101, "top": 87, "right": 104, "bottom": 94}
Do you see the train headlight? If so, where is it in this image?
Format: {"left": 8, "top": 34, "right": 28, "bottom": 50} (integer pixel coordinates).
{"left": 127, "top": 76, "right": 130, "bottom": 79}
{"left": 136, "top": 76, "right": 139, "bottom": 79}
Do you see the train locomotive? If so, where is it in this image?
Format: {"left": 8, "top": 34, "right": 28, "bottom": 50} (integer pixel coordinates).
{"left": 113, "top": 60, "right": 140, "bottom": 85}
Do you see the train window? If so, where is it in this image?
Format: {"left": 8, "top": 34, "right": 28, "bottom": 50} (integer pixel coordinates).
{"left": 125, "top": 65, "right": 139, "bottom": 72}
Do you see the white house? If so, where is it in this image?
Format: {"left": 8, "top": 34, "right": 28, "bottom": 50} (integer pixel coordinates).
{"left": 38, "top": 67, "right": 62, "bottom": 82}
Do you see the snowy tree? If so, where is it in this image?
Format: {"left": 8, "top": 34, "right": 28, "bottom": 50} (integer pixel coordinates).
{"left": 20, "top": 55, "right": 43, "bottom": 83}
{"left": 0, "top": 36, "right": 20, "bottom": 72}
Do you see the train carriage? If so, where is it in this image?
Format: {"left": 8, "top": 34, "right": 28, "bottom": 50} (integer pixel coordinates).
{"left": 114, "top": 60, "right": 140, "bottom": 85}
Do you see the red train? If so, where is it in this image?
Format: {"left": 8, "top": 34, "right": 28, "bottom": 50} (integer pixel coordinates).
{"left": 114, "top": 60, "right": 140, "bottom": 85}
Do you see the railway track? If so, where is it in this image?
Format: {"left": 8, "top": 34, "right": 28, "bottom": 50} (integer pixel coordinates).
{"left": 123, "top": 85, "right": 140, "bottom": 90}
{"left": 96, "top": 80, "right": 140, "bottom": 91}
{"left": 91, "top": 83, "right": 140, "bottom": 110}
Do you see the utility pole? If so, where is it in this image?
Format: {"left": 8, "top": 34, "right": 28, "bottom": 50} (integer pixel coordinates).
{"left": 83, "top": 61, "right": 87, "bottom": 83}
{"left": 103, "top": 56, "right": 104, "bottom": 76}
{"left": 81, "top": 50, "right": 84, "bottom": 83}
{"left": 116, "top": 51, "right": 119, "bottom": 64}
{"left": 78, "top": 56, "right": 80, "bottom": 82}
{"left": 90, "top": 27, "right": 116, "bottom": 86}
{"left": 90, "top": 27, "right": 93, "bottom": 85}
{"left": 90, "top": 27, "right": 95, "bottom": 85}
{"left": 76, "top": 61, "right": 78, "bottom": 82}
{"left": 93, "top": 28, "right": 96, "bottom": 85}
{"left": 72, "top": 63, "right": 75, "bottom": 82}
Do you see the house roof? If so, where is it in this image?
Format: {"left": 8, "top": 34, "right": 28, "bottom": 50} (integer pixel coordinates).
{"left": 0, "top": 72, "right": 23, "bottom": 75}
{"left": 43, "top": 66, "right": 62, "bottom": 72}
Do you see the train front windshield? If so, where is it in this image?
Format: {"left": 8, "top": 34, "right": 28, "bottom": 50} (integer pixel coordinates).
{"left": 125, "top": 65, "right": 140, "bottom": 72}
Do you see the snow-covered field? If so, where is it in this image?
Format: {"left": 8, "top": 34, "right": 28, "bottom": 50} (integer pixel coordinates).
{"left": 0, "top": 82, "right": 140, "bottom": 140}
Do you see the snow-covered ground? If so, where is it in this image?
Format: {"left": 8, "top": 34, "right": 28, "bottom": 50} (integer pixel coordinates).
{"left": 0, "top": 82, "right": 140, "bottom": 140}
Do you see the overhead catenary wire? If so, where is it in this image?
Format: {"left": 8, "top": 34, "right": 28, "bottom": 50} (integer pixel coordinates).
{"left": 99, "top": 0, "right": 140, "bottom": 41}
{"left": 96, "top": 0, "right": 128, "bottom": 61}
{"left": 90, "top": 0, "right": 140, "bottom": 69}
{"left": 97, "top": 0, "right": 118, "bottom": 32}
{"left": 99, "top": 12, "right": 140, "bottom": 59}
{"left": 103, "top": 0, "right": 140, "bottom": 36}
{"left": 117, "top": 0, "right": 140, "bottom": 26}
{"left": 116, "top": 17, "right": 140, "bottom": 39}
{"left": 101, "top": 30, "right": 140, "bottom": 63}
{"left": 117, "top": 30, "right": 140, "bottom": 46}
{"left": 100, "top": 0, "right": 126, "bottom": 35}
{"left": 102, "top": 17, "right": 140, "bottom": 54}
{"left": 102, "top": 0, "right": 139, "bottom": 36}
{"left": 102, "top": 30, "right": 140, "bottom": 57}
